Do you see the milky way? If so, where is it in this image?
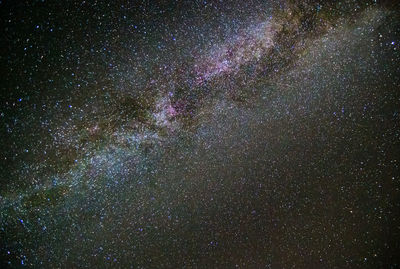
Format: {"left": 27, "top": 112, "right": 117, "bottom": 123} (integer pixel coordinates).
{"left": 1, "top": 0, "right": 400, "bottom": 267}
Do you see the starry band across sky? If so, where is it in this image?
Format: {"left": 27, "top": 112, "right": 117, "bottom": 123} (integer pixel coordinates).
{"left": 1, "top": 0, "right": 400, "bottom": 267}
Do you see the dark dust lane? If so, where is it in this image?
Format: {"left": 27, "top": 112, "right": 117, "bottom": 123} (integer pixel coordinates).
{"left": 1, "top": 1, "right": 399, "bottom": 268}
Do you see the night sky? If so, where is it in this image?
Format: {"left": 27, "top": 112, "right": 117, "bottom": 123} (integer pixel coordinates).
{"left": 1, "top": 0, "right": 400, "bottom": 268}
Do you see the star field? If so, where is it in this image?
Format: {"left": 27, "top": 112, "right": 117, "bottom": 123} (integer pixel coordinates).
{"left": 1, "top": 0, "right": 400, "bottom": 268}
